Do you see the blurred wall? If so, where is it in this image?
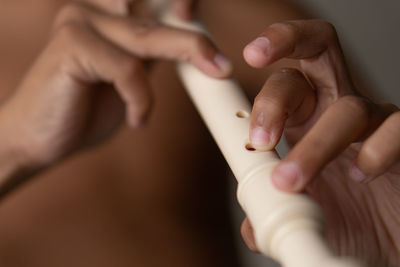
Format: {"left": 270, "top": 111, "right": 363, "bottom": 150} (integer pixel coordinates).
{"left": 236, "top": 0, "right": 400, "bottom": 266}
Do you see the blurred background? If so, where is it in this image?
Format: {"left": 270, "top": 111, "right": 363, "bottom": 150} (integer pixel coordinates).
{"left": 234, "top": 1, "right": 400, "bottom": 266}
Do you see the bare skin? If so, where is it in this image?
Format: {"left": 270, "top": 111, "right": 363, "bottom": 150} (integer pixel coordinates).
{"left": 3, "top": 1, "right": 398, "bottom": 267}
{"left": 0, "top": 1, "right": 235, "bottom": 266}
{"left": 241, "top": 21, "right": 400, "bottom": 267}
{"left": 0, "top": 0, "right": 303, "bottom": 266}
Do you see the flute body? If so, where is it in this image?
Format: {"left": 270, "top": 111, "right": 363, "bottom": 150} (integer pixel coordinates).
{"left": 161, "top": 11, "right": 363, "bottom": 267}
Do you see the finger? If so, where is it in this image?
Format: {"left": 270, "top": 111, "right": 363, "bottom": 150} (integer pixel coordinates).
{"left": 84, "top": 5, "right": 232, "bottom": 78}
{"left": 55, "top": 3, "right": 232, "bottom": 78}
{"left": 244, "top": 20, "right": 340, "bottom": 66}
{"left": 240, "top": 218, "right": 259, "bottom": 253}
{"left": 79, "top": 0, "right": 133, "bottom": 15}
{"left": 243, "top": 20, "right": 354, "bottom": 96}
{"left": 271, "top": 96, "right": 385, "bottom": 192}
{"left": 351, "top": 109, "right": 400, "bottom": 183}
{"left": 250, "top": 68, "right": 316, "bottom": 151}
{"left": 172, "top": 0, "right": 197, "bottom": 20}
{"left": 52, "top": 23, "right": 152, "bottom": 127}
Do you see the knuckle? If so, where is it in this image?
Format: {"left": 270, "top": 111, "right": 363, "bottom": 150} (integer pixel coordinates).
{"left": 269, "top": 21, "right": 300, "bottom": 40}
{"left": 360, "top": 143, "right": 386, "bottom": 175}
{"left": 389, "top": 111, "right": 400, "bottom": 124}
{"left": 53, "top": 22, "right": 85, "bottom": 45}
{"left": 120, "top": 59, "right": 143, "bottom": 77}
{"left": 54, "top": 3, "right": 85, "bottom": 29}
{"left": 130, "top": 22, "right": 155, "bottom": 39}
{"left": 339, "top": 95, "right": 371, "bottom": 118}
{"left": 254, "top": 94, "right": 285, "bottom": 114}
{"left": 317, "top": 20, "right": 338, "bottom": 41}
{"left": 384, "top": 111, "right": 400, "bottom": 135}
{"left": 380, "top": 102, "right": 399, "bottom": 113}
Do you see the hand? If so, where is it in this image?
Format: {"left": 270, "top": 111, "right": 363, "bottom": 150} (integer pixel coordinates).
{"left": 241, "top": 20, "right": 400, "bottom": 266}
{"left": 0, "top": 0, "right": 231, "bottom": 183}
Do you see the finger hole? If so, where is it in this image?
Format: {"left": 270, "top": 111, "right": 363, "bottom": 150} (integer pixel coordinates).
{"left": 236, "top": 110, "right": 250, "bottom": 118}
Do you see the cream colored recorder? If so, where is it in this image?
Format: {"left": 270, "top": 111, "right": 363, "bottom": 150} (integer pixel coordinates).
{"left": 160, "top": 9, "right": 364, "bottom": 267}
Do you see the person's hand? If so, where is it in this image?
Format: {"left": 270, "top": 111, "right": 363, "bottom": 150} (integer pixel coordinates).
{"left": 241, "top": 20, "right": 400, "bottom": 266}
{"left": 0, "top": 0, "right": 231, "bottom": 183}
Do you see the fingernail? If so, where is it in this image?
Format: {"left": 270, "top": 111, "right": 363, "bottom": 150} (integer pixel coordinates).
{"left": 247, "top": 37, "right": 270, "bottom": 56}
{"left": 214, "top": 53, "right": 233, "bottom": 75}
{"left": 349, "top": 164, "right": 368, "bottom": 183}
{"left": 272, "top": 162, "right": 303, "bottom": 192}
{"left": 256, "top": 111, "right": 265, "bottom": 126}
{"left": 250, "top": 127, "right": 271, "bottom": 151}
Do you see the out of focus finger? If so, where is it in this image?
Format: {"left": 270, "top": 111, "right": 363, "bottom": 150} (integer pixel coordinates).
{"left": 84, "top": 5, "right": 232, "bottom": 78}
{"left": 51, "top": 23, "right": 152, "bottom": 127}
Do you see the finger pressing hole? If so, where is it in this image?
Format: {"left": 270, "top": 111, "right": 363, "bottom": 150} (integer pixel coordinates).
{"left": 250, "top": 68, "right": 315, "bottom": 151}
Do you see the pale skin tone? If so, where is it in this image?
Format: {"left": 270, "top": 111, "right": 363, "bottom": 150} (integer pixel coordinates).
{"left": 0, "top": 0, "right": 399, "bottom": 266}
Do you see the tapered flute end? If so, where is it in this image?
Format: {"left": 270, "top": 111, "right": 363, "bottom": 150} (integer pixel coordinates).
{"left": 273, "top": 228, "right": 364, "bottom": 267}
{"left": 237, "top": 165, "right": 364, "bottom": 267}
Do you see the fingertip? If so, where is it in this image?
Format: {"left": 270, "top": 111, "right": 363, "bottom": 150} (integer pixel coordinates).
{"left": 126, "top": 113, "right": 146, "bottom": 128}
{"left": 349, "top": 163, "right": 373, "bottom": 184}
{"left": 197, "top": 53, "right": 233, "bottom": 78}
{"left": 243, "top": 37, "right": 272, "bottom": 68}
{"left": 126, "top": 105, "right": 151, "bottom": 129}
{"left": 213, "top": 53, "right": 233, "bottom": 76}
{"left": 250, "top": 127, "right": 273, "bottom": 151}
{"left": 272, "top": 162, "right": 304, "bottom": 192}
